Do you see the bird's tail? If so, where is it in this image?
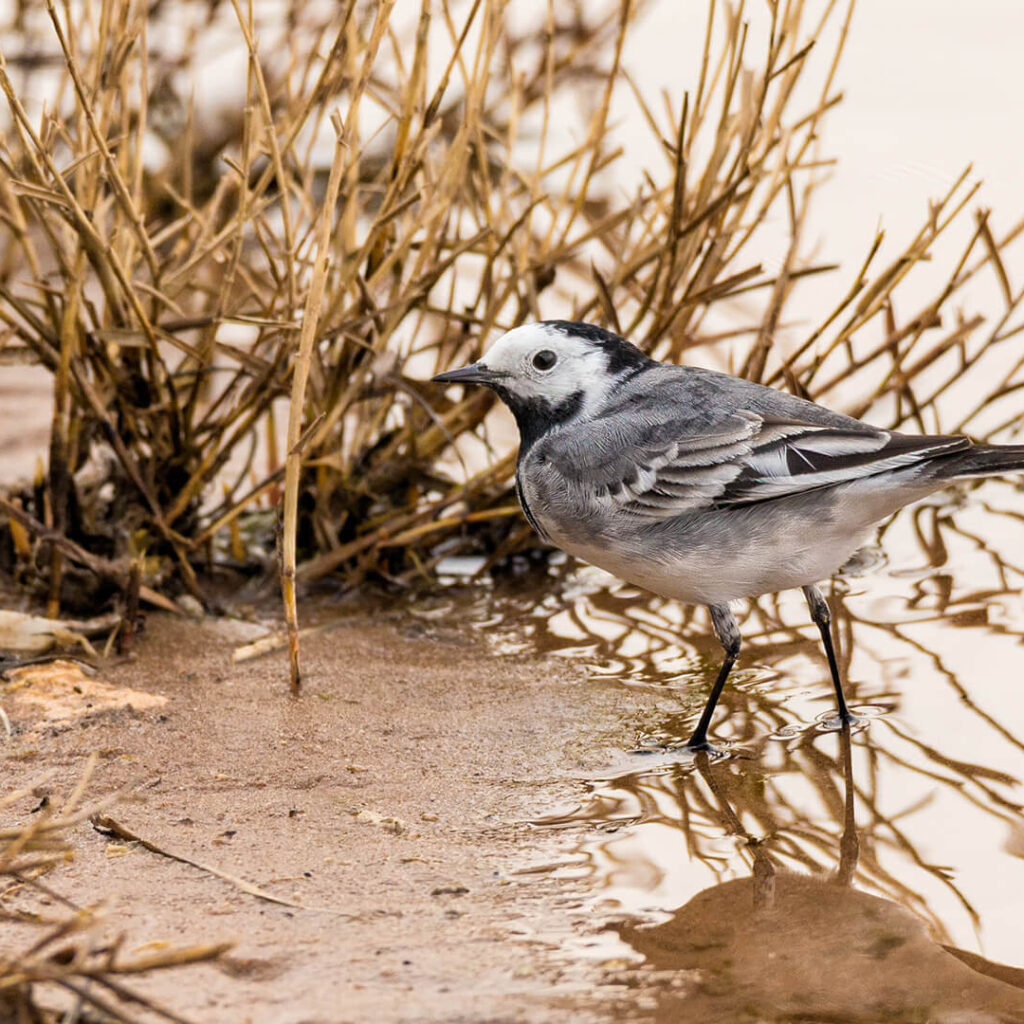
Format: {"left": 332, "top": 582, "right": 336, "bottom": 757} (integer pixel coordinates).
{"left": 935, "top": 444, "right": 1024, "bottom": 480}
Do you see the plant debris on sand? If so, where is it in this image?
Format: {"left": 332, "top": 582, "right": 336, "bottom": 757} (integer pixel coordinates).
{"left": 0, "top": 756, "right": 229, "bottom": 1023}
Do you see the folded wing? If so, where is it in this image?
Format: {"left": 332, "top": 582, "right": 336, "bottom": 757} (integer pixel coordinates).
{"left": 543, "top": 409, "right": 970, "bottom": 520}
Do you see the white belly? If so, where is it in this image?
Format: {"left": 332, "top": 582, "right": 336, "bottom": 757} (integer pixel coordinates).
{"left": 559, "top": 534, "right": 864, "bottom": 606}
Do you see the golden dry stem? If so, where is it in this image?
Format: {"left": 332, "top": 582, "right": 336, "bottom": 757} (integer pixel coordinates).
{"left": 281, "top": 115, "right": 348, "bottom": 692}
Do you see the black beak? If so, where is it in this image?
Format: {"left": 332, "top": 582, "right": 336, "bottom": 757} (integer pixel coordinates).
{"left": 432, "top": 362, "right": 494, "bottom": 385}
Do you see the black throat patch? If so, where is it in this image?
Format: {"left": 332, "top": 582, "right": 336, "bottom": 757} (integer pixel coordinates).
{"left": 492, "top": 385, "right": 585, "bottom": 459}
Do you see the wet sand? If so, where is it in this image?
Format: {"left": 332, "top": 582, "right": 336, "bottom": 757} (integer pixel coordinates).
{"left": 2, "top": 607, "right": 653, "bottom": 1022}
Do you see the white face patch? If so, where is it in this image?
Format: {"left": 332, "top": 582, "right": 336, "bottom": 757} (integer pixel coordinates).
{"left": 478, "top": 323, "right": 619, "bottom": 414}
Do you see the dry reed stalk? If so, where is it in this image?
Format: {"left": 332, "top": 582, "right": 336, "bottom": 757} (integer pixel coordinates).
{"left": 281, "top": 115, "right": 347, "bottom": 693}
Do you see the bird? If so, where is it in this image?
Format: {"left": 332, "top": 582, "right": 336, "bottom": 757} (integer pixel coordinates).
{"left": 433, "top": 320, "right": 1024, "bottom": 750}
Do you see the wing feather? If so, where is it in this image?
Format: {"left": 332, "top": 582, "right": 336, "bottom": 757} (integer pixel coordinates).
{"left": 544, "top": 406, "right": 970, "bottom": 521}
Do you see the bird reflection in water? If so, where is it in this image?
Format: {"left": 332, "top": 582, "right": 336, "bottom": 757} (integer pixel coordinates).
{"left": 597, "top": 730, "right": 1024, "bottom": 1021}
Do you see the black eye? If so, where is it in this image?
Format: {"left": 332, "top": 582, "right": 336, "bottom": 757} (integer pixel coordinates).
{"left": 532, "top": 349, "right": 557, "bottom": 371}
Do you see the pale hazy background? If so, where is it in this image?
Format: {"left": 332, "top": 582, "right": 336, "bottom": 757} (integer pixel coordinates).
{"left": 622, "top": 1, "right": 1024, "bottom": 323}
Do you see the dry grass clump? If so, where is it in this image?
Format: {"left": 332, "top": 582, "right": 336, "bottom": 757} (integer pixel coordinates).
{"left": 1, "top": 761, "right": 228, "bottom": 1022}
{"left": 0, "top": 0, "right": 1022, "bottom": 645}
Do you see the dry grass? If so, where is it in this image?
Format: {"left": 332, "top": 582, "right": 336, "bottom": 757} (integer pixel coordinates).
{"left": 0, "top": 0, "right": 1022, "bottom": 642}
{"left": 0, "top": 758, "right": 228, "bottom": 1023}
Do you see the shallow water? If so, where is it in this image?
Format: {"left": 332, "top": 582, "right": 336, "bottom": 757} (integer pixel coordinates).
{"left": 426, "top": 477, "right": 1024, "bottom": 1019}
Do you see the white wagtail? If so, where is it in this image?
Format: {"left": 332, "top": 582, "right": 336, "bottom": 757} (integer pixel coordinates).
{"left": 433, "top": 320, "right": 1024, "bottom": 749}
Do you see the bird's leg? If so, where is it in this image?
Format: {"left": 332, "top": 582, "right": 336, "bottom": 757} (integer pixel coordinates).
{"left": 686, "top": 604, "right": 741, "bottom": 750}
{"left": 802, "top": 584, "right": 854, "bottom": 724}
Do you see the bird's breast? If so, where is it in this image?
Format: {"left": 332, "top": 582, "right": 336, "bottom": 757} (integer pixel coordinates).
{"left": 515, "top": 470, "right": 879, "bottom": 605}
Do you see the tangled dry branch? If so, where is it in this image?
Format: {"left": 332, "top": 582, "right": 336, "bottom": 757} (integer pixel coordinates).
{"left": 0, "top": 0, "right": 1021, "bottom": 629}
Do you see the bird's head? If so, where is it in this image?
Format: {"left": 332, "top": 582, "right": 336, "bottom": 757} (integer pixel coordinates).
{"left": 433, "top": 320, "right": 652, "bottom": 448}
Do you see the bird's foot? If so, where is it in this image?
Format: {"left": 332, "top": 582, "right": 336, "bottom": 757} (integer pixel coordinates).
{"left": 679, "top": 736, "right": 735, "bottom": 760}
{"left": 630, "top": 736, "right": 737, "bottom": 761}
{"left": 819, "top": 715, "right": 858, "bottom": 733}
{"left": 816, "top": 709, "right": 868, "bottom": 733}
{"left": 772, "top": 706, "right": 887, "bottom": 741}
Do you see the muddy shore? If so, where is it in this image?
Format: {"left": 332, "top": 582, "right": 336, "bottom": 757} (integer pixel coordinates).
{"left": 3, "top": 607, "right": 664, "bottom": 1023}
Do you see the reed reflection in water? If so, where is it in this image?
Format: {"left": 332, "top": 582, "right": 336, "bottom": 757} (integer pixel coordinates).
{"left": 597, "top": 734, "right": 1024, "bottom": 1022}
{"left": 449, "top": 478, "right": 1024, "bottom": 996}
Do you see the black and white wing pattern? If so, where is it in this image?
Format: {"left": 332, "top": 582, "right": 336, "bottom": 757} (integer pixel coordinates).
{"left": 543, "top": 409, "right": 970, "bottom": 520}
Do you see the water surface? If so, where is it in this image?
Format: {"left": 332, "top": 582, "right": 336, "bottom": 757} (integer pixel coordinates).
{"left": 427, "top": 478, "right": 1024, "bottom": 1019}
